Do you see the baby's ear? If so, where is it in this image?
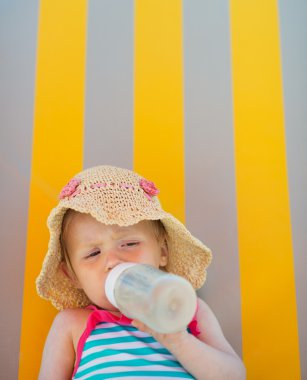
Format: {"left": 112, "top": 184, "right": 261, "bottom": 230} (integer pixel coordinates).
{"left": 60, "top": 261, "right": 81, "bottom": 289}
{"left": 159, "top": 239, "right": 169, "bottom": 268}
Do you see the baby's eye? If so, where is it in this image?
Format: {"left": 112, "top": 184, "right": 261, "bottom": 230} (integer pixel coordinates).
{"left": 122, "top": 241, "right": 139, "bottom": 248}
{"left": 86, "top": 250, "right": 100, "bottom": 258}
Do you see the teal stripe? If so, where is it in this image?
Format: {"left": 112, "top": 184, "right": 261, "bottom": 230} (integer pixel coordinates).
{"left": 75, "top": 370, "right": 194, "bottom": 379}
{"left": 84, "top": 335, "right": 156, "bottom": 350}
{"left": 75, "top": 360, "right": 186, "bottom": 379}
{"left": 91, "top": 325, "right": 138, "bottom": 335}
{"left": 79, "top": 347, "right": 170, "bottom": 366}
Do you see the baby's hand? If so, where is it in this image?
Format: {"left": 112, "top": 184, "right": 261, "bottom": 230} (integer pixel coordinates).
{"left": 131, "top": 319, "right": 190, "bottom": 352}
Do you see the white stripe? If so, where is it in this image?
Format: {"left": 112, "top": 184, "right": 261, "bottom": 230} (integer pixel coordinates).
{"left": 94, "top": 322, "right": 122, "bottom": 329}
{"left": 82, "top": 340, "right": 164, "bottom": 358}
{"left": 78, "top": 352, "right": 176, "bottom": 372}
{"left": 87, "top": 328, "right": 151, "bottom": 341}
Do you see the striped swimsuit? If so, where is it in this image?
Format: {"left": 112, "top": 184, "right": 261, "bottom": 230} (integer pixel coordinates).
{"left": 72, "top": 306, "right": 200, "bottom": 379}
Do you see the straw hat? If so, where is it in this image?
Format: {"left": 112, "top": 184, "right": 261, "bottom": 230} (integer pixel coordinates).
{"left": 36, "top": 165, "right": 212, "bottom": 310}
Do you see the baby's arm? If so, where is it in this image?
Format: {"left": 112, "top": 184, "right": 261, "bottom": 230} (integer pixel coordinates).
{"left": 132, "top": 297, "right": 246, "bottom": 380}
{"left": 38, "top": 309, "right": 80, "bottom": 380}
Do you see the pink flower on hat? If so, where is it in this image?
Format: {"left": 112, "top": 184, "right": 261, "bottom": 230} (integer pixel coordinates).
{"left": 59, "top": 178, "right": 81, "bottom": 199}
{"left": 140, "top": 178, "right": 159, "bottom": 200}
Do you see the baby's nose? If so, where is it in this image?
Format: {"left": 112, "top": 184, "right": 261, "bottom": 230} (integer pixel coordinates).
{"left": 104, "top": 249, "right": 123, "bottom": 272}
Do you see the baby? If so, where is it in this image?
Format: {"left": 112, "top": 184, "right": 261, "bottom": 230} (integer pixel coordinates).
{"left": 37, "top": 165, "right": 246, "bottom": 380}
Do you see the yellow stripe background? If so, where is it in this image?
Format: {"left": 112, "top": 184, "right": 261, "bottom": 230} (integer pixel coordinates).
{"left": 230, "top": 1, "right": 300, "bottom": 378}
{"left": 18, "top": 1, "right": 87, "bottom": 378}
{"left": 134, "top": 0, "right": 185, "bottom": 222}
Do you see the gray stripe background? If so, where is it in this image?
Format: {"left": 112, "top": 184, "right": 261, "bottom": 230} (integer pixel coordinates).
{"left": 0, "top": 0, "right": 39, "bottom": 378}
{"left": 84, "top": 0, "right": 134, "bottom": 170}
{"left": 279, "top": 1, "right": 307, "bottom": 379}
{"left": 183, "top": 0, "right": 242, "bottom": 356}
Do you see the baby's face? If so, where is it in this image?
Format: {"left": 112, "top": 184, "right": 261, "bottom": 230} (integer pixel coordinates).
{"left": 63, "top": 213, "right": 168, "bottom": 311}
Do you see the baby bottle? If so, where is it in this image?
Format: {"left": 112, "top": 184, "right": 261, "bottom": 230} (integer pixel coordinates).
{"left": 105, "top": 262, "right": 197, "bottom": 333}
